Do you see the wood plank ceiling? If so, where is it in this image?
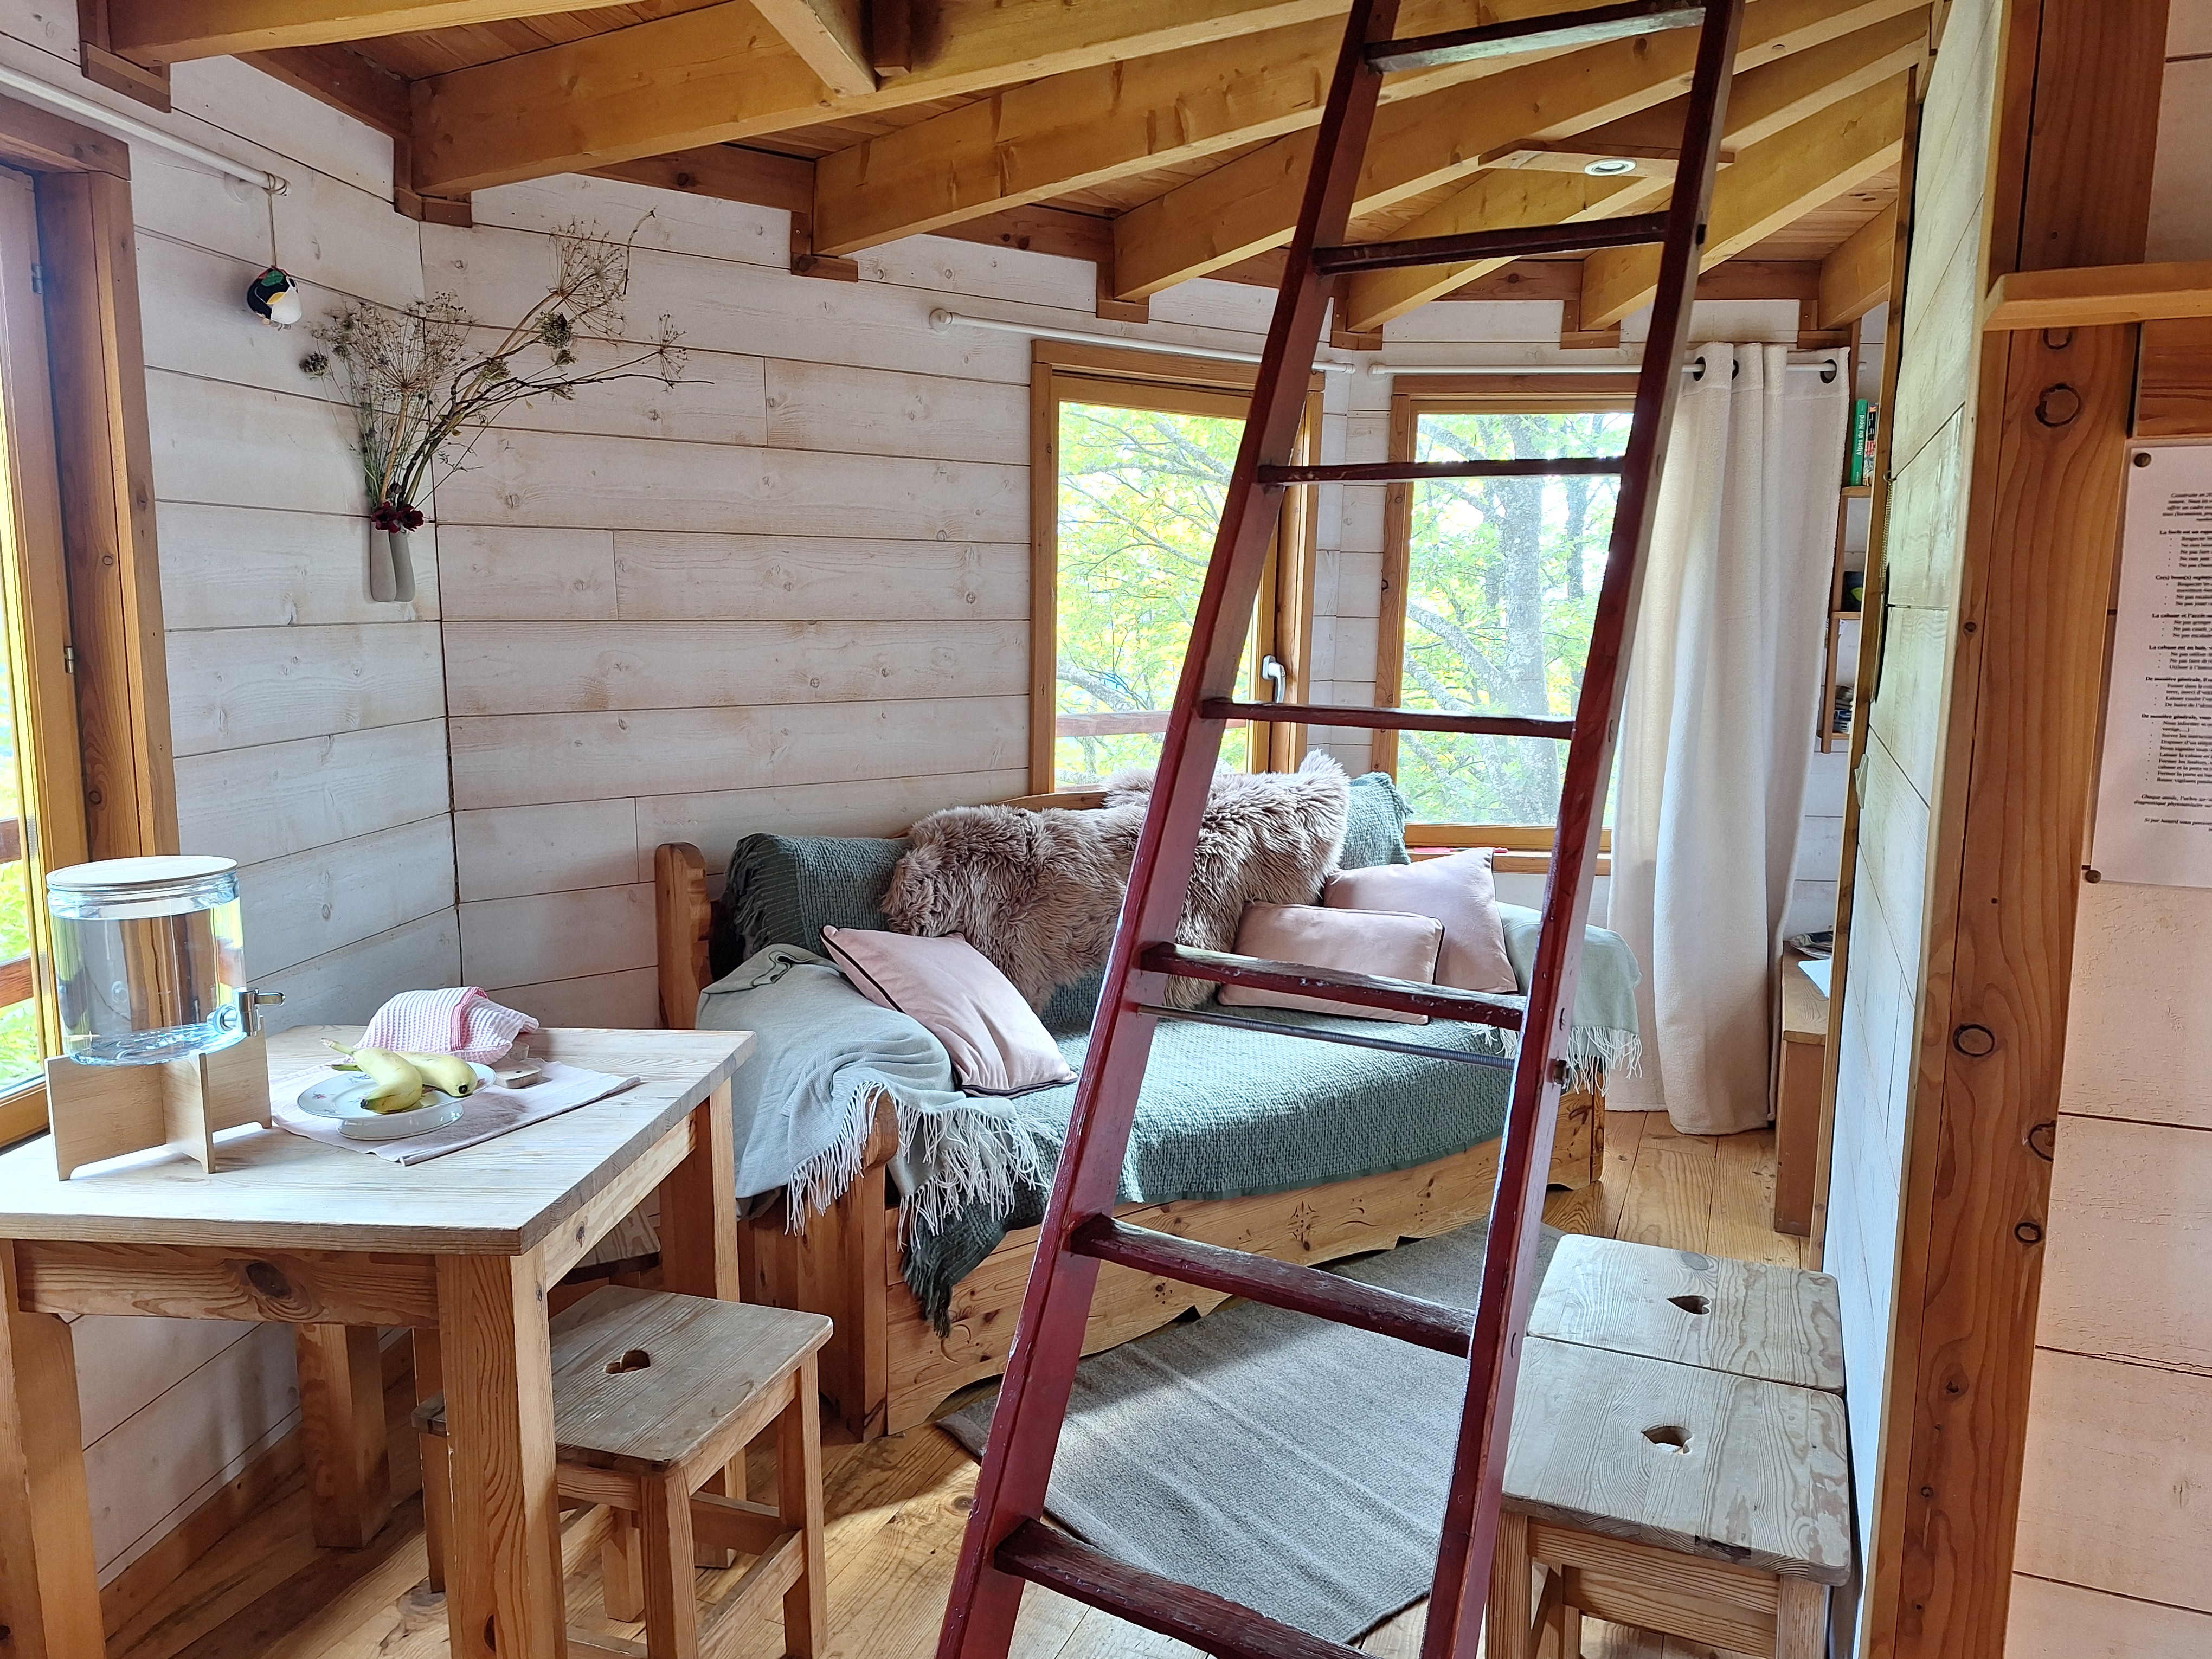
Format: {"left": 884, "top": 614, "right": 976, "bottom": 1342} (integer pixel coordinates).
{"left": 81, "top": 0, "right": 1921, "bottom": 333}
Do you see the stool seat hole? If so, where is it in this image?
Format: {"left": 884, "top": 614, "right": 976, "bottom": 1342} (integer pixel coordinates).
{"left": 606, "top": 1348, "right": 653, "bottom": 1374}
{"left": 1642, "top": 1424, "right": 1691, "bottom": 1452}
{"left": 1667, "top": 1293, "right": 1711, "bottom": 1315}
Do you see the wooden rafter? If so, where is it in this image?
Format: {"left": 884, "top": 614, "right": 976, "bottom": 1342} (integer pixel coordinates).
{"left": 1108, "top": 0, "right": 1924, "bottom": 301}
{"left": 107, "top": 0, "right": 619, "bottom": 65}
{"left": 409, "top": 0, "right": 1353, "bottom": 196}
{"left": 753, "top": 0, "right": 875, "bottom": 96}
{"left": 808, "top": 0, "right": 1572, "bottom": 258}
{"left": 1340, "top": 9, "right": 1927, "bottom": 330}
{"left": 1579, "top": 70, "right": 1908, "bottom": 325}
{"left": 1817, "top": 198, "right": 1897, "bottom": 326}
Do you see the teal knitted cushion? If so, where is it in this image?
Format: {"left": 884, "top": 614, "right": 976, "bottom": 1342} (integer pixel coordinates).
{"left": 1341, "top": 771, "right": 1413, "bottom": 869}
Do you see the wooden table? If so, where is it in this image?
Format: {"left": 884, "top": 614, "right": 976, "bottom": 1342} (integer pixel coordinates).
{"left": 0, "top": 1025, "right": 753, "bottom": 1659}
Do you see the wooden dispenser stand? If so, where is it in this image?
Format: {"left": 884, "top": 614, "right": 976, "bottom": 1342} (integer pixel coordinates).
{"left": 45, "top": 1026, "right": 274, "bottom": 1179}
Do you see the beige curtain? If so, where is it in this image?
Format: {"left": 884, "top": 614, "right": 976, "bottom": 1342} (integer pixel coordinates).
{"left": 1605, "top": 344, "right": 1849, "bottom": 1136}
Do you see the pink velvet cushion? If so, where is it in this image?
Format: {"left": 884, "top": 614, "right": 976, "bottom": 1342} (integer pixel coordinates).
{"left": 820, "top": 927, "right": 1077, "bottom": 1096}
{"left": 1323, "top": 848, "right": 1516, "bottom": 995}
{"left": 1218, "top": 903, "right": 1444, "bottom": 1024}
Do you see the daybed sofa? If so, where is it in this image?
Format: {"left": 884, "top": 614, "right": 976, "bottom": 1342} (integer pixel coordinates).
{"left": 650, "top": 776, "right": 1638, "bottom": 1440}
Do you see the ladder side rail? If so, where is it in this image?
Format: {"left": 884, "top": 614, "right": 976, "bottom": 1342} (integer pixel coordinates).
{"left": 933, "top": 6, "right": 1403, "bottom": 1658}
{"left": 1415, "top": 3, "right": 1749, "bottom": 1656}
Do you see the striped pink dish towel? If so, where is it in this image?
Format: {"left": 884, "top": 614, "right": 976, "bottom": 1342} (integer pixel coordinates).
{"left": 361, "top": 987, "right": 538, "bottom": 1064}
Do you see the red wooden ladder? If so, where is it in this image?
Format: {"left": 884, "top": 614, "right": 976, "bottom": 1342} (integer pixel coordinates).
{"left": 937, "top": 4, "right": 1745, "bottom": 1657}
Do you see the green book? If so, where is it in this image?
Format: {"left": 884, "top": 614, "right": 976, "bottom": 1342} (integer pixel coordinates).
{"left": 1847, "top": 399, "right": 1870, "bottom": 486}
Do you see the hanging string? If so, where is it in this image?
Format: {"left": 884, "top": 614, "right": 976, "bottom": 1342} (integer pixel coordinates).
{"left": 265, "top": 179, "right": 280, "bottom": 272}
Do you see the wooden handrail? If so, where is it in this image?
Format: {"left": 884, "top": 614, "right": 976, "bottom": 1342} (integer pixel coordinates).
{"left": 1983, "top": 259, "right": 2212, "bottom": 331}
{"left": 0, "top": 953, "right": 33, "bottom": 1009}
{"left": 0, "top": 814, "right": 20, "bottom": 865}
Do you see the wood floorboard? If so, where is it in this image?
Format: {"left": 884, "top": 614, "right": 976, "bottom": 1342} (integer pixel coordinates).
{"left": 112, "top": 1109, "right": 1796, "bottom": 1659}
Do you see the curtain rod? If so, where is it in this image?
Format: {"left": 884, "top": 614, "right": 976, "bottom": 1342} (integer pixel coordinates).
{"left": 929, "top": 309, "right": 1359, "bottom": 375}
{"left": 0, "top": 61, "right": 287, "bottom": 193}
{"left": 1373, "top": 353, "right": 1844, "bottom": 380}
{"left": 927, "top": 314, "right": 1842, "bottom": 383}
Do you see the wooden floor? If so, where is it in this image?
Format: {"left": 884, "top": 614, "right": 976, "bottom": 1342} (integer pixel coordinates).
{"left": 115, "top": 1110, "right": 1810, "bottom": 1659}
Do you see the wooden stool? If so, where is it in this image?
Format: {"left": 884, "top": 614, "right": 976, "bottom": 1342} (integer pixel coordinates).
{"left": 1529, "top": 1234, "right": 1844, "bottom": 1393}
{"left": 422, "top": 1284, "right": 832, "bottom": 1659}
{"left": 1491, "top": 1237, "right": 1851, "bottom": 1659}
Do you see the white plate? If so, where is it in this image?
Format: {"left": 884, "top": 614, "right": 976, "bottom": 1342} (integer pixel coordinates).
{"left": 295, "top": 1063, "right": 493, "bottom": 1141}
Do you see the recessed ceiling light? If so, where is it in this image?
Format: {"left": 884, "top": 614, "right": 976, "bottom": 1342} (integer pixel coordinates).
{"left": 1584, "top": 157, "right": 1639, "bottom": 176}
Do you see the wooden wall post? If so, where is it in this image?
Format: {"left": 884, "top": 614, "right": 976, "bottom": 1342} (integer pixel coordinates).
{"left": 1868, "top": 5, "right": 2169, "bottom": 1658}
{"left": 31, "top": 166, "right": 178, "bottom": 861}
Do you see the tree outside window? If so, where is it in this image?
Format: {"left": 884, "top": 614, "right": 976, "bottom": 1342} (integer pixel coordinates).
{"left": 1393, "top": 406, "right": 1631, "bottom": 829}
{"left": 1051, "top": 400, "right": 1262, "bottom": 785}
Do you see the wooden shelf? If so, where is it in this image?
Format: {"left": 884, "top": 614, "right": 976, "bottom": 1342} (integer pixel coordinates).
{"left": 1841, "top": 483, "right": 1874, "bottom": 497}
{"left": 1983, "top": 258, "right": 2212, "bottom": 331}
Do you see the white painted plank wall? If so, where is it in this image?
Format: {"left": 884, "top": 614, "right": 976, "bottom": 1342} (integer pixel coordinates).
{"left": 2002, "top": 18, "right": 2212, "bottom": 1654}
{"left": 426, "top": 172, "right": 1370, "bottom": 1023}
{"left": 0, "top": 11, "right": 456, "bottom": 1581}
{"left": 1816, "top": 0, "right": 2001, "bottom": 1645}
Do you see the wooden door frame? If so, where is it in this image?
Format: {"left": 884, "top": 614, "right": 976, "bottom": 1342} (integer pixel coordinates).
{"left": 1028, "top": 339, "right": 1321, "bottom": 792}
{"left": 0, "top": 91, "right": 178, "bottom": 1144}
{"left": 1846, "top": 5, "right": 2171, "bottom": 1657}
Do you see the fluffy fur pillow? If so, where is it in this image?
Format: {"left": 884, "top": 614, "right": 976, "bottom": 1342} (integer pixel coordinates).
{"left": 884, "top": 754, "right": 1352, "bottom": 1009}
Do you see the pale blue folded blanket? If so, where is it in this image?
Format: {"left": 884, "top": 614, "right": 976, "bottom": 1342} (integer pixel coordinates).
{"left": 696, "top": 946, "right": 1041, "bottom": 1230}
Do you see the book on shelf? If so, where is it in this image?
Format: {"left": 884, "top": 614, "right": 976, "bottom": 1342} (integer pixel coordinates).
{"left": 1846, "top": 399, "right": 1882, "bottom": 487}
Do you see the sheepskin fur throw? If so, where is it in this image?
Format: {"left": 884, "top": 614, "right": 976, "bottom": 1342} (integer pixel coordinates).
{"left": 884, "top": 754, "right": 1351, "bottom": 1009}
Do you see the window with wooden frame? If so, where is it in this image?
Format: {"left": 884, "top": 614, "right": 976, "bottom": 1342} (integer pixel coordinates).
{"left": 0, "top": 100, "right": 178, "bottom": 1147}
{"left": 1030, "top": 343, "right": 1319, "bottom": 794}
{"left": 1375, "top": 375, "right": 1634, "bottom": 862}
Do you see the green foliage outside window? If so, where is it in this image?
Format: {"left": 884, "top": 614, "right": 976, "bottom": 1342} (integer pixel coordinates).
{"left": 1053, "top": 401, "right": 1257, "bottom": 785}
{"left": 0, "top": 631, "right": 40, "bottom": 1090}
{"left": 1398, "top": 409, "right": 1631, "bottom": 826}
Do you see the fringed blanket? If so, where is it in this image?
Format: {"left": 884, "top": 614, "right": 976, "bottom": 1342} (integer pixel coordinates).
{"left": 685, "top": 909, "right": 1638, "bottom": 1330}
{"left": 898, "top": 903, "right": 1641, "bottom": 1328}
{"left": 698, "top": 947, "right": 1043, "bottom": 1233}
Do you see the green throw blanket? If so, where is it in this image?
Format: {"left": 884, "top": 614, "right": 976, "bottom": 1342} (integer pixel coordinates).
{"left": 702, "top": 779, "right": 1642, "bottom": 1330}
{"left": 899, "top": 909, "right": 1638, "bottom": 1328}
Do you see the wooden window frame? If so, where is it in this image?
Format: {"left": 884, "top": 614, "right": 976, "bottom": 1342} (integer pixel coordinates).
{"left": 0, "top": 94, "right": 178, "bottom": 1147}
{"left": 1375, "top": 374, "right": 1634, "bottom": 864}
{"left": 1029, "top": 340, "right": 1320, "bottom": 794}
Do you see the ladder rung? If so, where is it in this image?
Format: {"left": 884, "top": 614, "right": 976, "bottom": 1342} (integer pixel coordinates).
{"left": 1071, "top": 1216, "right": 1478, "bottom": 1354}
{"left": 1311, "top": 213, "right": 1671, "bottom": 273}
{"left": 1139, "top": 1002, "right": 1516, "bottom": 1069}
{"left": 1369, "top": 1, "right": 1706, "bottom": 73}
{"left": 1141, "top": 943, "right": 1525, "bottom": 1028}
{"left": 1258, "top": 459, "right": 1624, "bottom": 486}
{"left": 1201, "top": 699, "right": 1574, "bottom": 741}
{"left": 994, "top": 1519, "right": 1366, "bottom": 1659}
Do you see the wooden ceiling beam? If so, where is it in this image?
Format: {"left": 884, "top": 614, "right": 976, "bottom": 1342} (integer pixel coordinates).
{"left": 753, "top": 0, "right": 875, "bottom": 96}
{"left": 108, "top": 0, "right": 616, "bottom": 65}
{"left": 1817, "top": 198, "right": 1897, "bottom": 326}
{"left": 1340, "top": 9, "right": 1926, "bottom": 329}
{"left": 1110, "top": 0, "right": 1925, "bottom": 302}
{"left": 807, "top": 0, "right": 1574, "bottom": 258}
{"left": 410, "top": 0, "right": 1347, "bottom": 196}
{"left": 1579, "top": 70, "right": 1909, "bottom": 327}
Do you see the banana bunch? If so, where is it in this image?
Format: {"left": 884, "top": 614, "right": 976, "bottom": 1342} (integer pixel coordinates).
{"left": 325, "top": 1041, "right": 482, "bottom": 1114}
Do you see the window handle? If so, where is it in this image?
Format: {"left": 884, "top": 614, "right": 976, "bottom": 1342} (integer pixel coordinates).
{"left": 1261, "top": 655, "right": 1289, "bottom": 702}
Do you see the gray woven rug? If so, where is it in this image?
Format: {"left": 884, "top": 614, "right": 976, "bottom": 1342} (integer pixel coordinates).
{"left": 940, "top": 1218, "right": 1562, "bottom": 1642}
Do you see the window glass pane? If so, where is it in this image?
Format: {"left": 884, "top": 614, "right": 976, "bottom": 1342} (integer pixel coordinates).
{"left": 0, "top": 518, "right": 42, "bottom": 1093}
{"left": 1054, "top": 400, "right": 1256, "bottom": 785}
{"left": 1398, "top": 408, "right": 1632, "bottom": 826}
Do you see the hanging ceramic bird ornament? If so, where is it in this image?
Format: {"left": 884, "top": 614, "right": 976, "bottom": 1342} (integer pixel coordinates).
{"left": 246, "top": 266, "right": 302, "bottom": 327}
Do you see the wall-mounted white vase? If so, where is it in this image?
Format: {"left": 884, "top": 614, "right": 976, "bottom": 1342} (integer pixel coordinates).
{"left": 368, "top": 526, "right": 417, "bottom": 604}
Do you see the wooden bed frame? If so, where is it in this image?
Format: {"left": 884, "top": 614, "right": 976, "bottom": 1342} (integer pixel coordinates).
{"left": 651, "top": 832, "right": 1604, "bottom": 1441}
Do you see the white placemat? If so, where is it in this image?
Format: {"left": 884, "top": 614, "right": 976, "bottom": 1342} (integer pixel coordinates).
{"left": 273, "top": 1060, "right": 642, "bottom": 1165}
